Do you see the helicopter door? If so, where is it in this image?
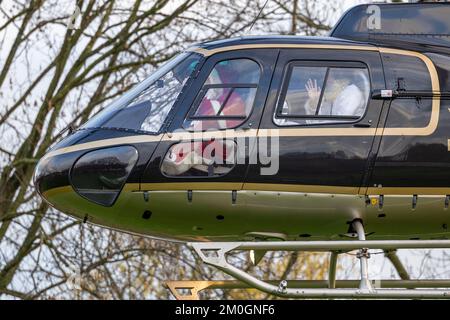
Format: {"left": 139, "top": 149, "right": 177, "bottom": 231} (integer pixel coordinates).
{"left": 366, "top": 50, "right": 444, "bottom": 195}
{"left": 245, "top": 48, "right": 385, "bottom": 194}
{"left": 140, "top": 49, "right": 278, "bottom": 190}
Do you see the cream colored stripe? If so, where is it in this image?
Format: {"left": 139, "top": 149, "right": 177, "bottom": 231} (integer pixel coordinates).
{"left": 42, "top": 134, "right": 163, "bottom": 161}
{"left": 141, "top": 182, "right": 357, "bottom": 194}
{"left": 164, "top": 129, "right": 258, "bottom": 141}
{"left": 43, "top": 184, "right": 140, "bottom": 198}
{"left": 42, "top": 185, "right": 73, "bottom": 198}
{"left": 367, "top": 187, "right": 450, "bottom": 196}
{"left": 243, "top": 183, "right": 358, "bottom": 194}
{"left": 141, "top": 183, "right": 450, "bottom": 196}
{"left": 140, "top": 182, "right": 243, "bottom": 191}
{"left": 189, "top": 44, "right": 379, "bottom": 56}
{"left": 258, "top": 127, "right": 377, "bottom": 137}
{"left": 43, "top": 183, "right": 450, "bottom": 198}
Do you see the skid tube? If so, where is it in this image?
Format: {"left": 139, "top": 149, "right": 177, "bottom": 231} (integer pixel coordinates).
{"left": 170, "top": 221, "right": 450, "bottom": 300}
{"left": 166, "top": 279, "right": 450, "bottom": 300}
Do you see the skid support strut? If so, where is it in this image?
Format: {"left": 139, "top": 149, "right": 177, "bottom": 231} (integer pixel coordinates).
{"left": 167, "top": 223, "right": 450, "bottom": 299}
{"left": 352, "top": 220, "right": 373, "bottom": 291}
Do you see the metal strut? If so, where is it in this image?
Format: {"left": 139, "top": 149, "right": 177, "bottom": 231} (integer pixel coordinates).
{"left": 168, "top": 228, "right": 450, "bottom": 299}
{"left": 328, "top": 252, "right": 338, "bottom": 289}
{"left": 166, "top": 279, "right": 450, "bottom": 300}
{"left": 352, "top": 220, "right": 373, "bottom": 291}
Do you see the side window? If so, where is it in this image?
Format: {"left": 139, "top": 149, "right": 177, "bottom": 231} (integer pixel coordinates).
{"left": 382, "top": 53, "right": 431, "bottom": 91}
{"left": 381, "top": 53, "right": 433, "bottom": 128}
{"left": 275, "top": 63, "right": 370, "bottom": 126}
{"left": 183, "top": 59, "right": 260, "bottom": 130}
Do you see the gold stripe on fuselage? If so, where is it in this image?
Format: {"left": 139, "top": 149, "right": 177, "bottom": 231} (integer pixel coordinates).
{"left": 41, "top": 134, "right": 163, "bottom": 161}
{"left": 138, "top": 182, "right": 356, "bottom": 194}
{"left": 140, "top": 182, "right": 450, "bottom": 196}
{"left": 189, "top": 44, "right": 380, "bottom": 56}
{"left": 44, "top": 183, "right": 450, "bottom": 197}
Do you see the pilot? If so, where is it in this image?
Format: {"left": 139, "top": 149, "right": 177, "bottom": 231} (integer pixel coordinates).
{"left": 163, "top": 66, "right": 243, "bottom": 176}
{"left": 192, "top": 68, "right": 246, "bottom": 130}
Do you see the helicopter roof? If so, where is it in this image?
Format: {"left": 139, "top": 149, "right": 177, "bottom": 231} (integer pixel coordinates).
{"left": 194, "top": 35, "right": 375, "bottom": 52}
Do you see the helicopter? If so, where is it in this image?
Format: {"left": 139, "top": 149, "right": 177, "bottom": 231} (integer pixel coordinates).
{"left": 34, "top": 2, "right": 450, "bottom": 299}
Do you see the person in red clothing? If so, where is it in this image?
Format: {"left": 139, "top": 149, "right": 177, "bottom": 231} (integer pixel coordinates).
{"left": 192, "top": 67, "right": 247, "bottom": 130}
{"left": 162, "top": 65, "right": 244, "bottom": 176}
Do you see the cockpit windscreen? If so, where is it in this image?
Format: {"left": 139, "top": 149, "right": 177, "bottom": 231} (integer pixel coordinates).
{"left": 81, "top": 52, "right": 201, "bottom": 134}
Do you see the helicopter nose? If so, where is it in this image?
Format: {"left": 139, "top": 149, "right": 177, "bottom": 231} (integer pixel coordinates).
{"left": 34, "top": 145, "right": 139, "bottom": 208}
{"left": 33, "top": 152, "right": 77, "bottom": 204}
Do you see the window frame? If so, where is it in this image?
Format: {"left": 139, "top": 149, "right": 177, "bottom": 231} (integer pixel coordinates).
{"left": 183, "top": 57, "right": 262, "bottom": 130}
{"left": 274, "top": 60, "right": 372, "bottom": 126}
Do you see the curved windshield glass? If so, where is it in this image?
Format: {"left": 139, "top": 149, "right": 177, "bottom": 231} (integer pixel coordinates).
{"left": 81, "top": 52, "right": 201, "bottom": 133}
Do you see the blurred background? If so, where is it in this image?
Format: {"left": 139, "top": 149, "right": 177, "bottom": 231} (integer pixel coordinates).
{"left": 1, "top": 0, "right": 448, "bottom": 299}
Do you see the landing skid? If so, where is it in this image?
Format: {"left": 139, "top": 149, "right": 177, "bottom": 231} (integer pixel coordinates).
{"left": 166, "top": 221, "right": 450, "bottom": 300}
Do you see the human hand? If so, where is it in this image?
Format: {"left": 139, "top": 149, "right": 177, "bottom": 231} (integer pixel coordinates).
{"left": 305, "top": 79, "right": 321, "bottom": 100}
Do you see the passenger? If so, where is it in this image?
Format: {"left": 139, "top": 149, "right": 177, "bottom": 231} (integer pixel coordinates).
{"left": 305, "top": 71, "right": 366, "bottom": 119}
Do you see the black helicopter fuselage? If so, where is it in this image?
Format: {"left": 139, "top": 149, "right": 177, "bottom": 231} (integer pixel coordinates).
{"left": 34, "top": 3, "right": 450, "bottom": 242}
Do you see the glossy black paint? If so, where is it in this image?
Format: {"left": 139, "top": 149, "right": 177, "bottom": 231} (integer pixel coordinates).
{"left": 35, "top": 128, "right": 159, "bottom": 196}
{"left": 139, "top": 36, "right": 450, "bottom": 191}
{"left": 141, "top": 49, "right": 279, "bottom": 185}
{"left": 248, "top": 48, "right": 385, "bottom": 188}
{"left": 367, "top": 48, "right": 450, "bottom": 188}
{"left": 71, "top": 146, "right": 138, "bottom": 206}
{"left": 37, "top": 20, "right": 450, "bottom": 204}
{"left": 35, "top": 151, "right": 79, "bottom": 195}
{"left": 369, "top": 99, "right": 450, "bottom": 188}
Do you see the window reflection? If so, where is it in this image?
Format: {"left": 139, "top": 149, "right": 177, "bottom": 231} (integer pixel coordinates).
{"left": 184, "top": 59, "right": 260, "bottom": 130}
{"left": 161, "top": 140, "right": 236, "bottom": 177}
{"left": 71, "top": 146, "right": 138, "bottom": 206}
{"left": 275, "top": 65, "right": 370, "bottom": 126}
{"left": 82, "top": 53, "right": 200, "bottom": 133}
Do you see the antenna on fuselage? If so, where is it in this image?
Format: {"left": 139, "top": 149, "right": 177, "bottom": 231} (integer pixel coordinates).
{"left": 247, "top": 0, "right": 269, "bottom": 34}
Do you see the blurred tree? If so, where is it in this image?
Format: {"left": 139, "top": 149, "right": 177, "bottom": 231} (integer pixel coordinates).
{"left": 0, "top": 0, "right": 339, "bottom": 299}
